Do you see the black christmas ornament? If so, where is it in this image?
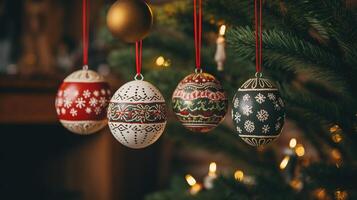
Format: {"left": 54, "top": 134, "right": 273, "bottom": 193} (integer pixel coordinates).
{"left": 232, "top": 73, "right": 285, "bottom": 146}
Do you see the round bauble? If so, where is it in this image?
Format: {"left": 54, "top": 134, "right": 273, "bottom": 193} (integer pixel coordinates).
{"left": 106, "top": 0, "right": 153, "bottom": 43}
{"left": 172, "top": 72, "right": 228, "bottom": 133}
{"left": 232, "top": 75, "right": 285, "bottom": 146}
{"left": 55, "top": 69, "right": 111, "bottom": 135}
{"left": 108, "top": 80, "right": 167, "bottom": 149}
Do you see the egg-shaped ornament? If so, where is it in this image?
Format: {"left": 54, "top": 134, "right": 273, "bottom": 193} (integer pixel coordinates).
{"left": 172, "top": 71, "right": 228, "bottom": 133}
{"left": 108, "top": 79, "right": 167, "bottom": 149}
{"left": 106, "top": 0, "right": 153, "bottom": 43}
{"left": 232, "top": 73, "right": 286, "bottom": 147}
{"left": 55, "top": 69, "right": 111, "bottom": 135}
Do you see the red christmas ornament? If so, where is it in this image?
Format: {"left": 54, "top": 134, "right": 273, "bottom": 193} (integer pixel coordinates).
{"left": 55, "top": 69, "right": 111, "bottom": 134}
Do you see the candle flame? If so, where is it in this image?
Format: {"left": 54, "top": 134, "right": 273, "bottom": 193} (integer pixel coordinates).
{"left": 219, "top": 25, "right": 226, "bottom": 36}
{"left": 185, "top": 174, "right": 197, "bottom": 186}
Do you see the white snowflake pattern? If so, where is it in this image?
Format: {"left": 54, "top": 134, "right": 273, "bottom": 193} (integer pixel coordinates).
{"left": 255, "top": 93, "right": 266, "bottom": 104}
{"left": 262, "top": 125, "right": 270, "bottom": 134}
{"left": 89, "top": 97, "right": 98, "bottom": 107}
{"left": 233, "top": 98, "right": 240, "bottom": 108}
{"left": 99, "top": 97, "right": 107, "bottom": 107}
{"left": 63, "top": 98, "right": 72, "bottom": 108}
{"left": 243, "top": 94, "right": 250, "bottom": 101}
{"left": 256, "top": 109, "right": 269, "bottom": 122}
{"left": 275, "top": 122, "right": 281, "bottom": 131}
{"left": 94, "top": 107, "right": 101, "bottom": 115}
{"left": 267, "top": 93, "right": 276, "bottom": 101}
{"left": 63, "top": 89, "right": 70, "bottom": 97}
{"left": 101, "top": 89, "right": 106, "bottom": 95}
{"left": 244, "top": 120, "right": 255, "bottom": 133}
{"left": 278, "top": 97, "right": 284, "bottom": 107}
{"left": 56, "top": 108, "right": 60, "bottom": 115}
{"left": 85, "top": 107, "right": 92, "bottom": 114}
{"left": 83, "top": 90, "right": 91, "bottom": 98}
{"left": 61, "top": 108, "right": 66, "bottom": 114}
{"left": 273, "top": 101, "right": 281, "bottom": 111}
{"left": 242, "top": 105, "right": 253, "bottom": 116}
{"left": 93, "top": 90, "right": 100, "bottom": 97}
{"left": 70, "top": 108, "right": 77, "bottom": 116}
{"left": 234, "top": 112, "right": 241, "bottom": 123}
{"left": 236, "top": 126, "right": 242, "bottom": 133}
{"left": 75, "top": 97, "right": 86, "bottom": 109}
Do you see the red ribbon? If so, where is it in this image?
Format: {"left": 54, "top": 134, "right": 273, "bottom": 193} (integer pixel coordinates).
{"left": 254, "top": 0, "right": 263, "bottom": 73}
{"left": 82, "top": 0, "right": 89, "bottom": 67}
{"left": 193, "top": 0, "right": 202, "bottom": 70}
{"left": 136, "top": 40, "right": 143, "bottom": 75}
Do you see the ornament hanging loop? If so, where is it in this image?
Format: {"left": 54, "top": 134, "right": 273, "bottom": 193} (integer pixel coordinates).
{"left": 82, "top": 65, "right": 89, "bottom": 71}
{"left": 195, "top": 68, "right": 203, "bottom": 74}
{"left": 134, "top": 73, "right": 144, "bottom": 81}
{"left": 255, "top": 72, "right": 263, "bottom": 78}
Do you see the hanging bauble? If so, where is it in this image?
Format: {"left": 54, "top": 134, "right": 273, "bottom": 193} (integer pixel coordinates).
{"left": 55, "top": 69, "right": 111, "bottom": 134}
{"left": 172, "top": 71, "right": 228, "bottom": 133}
{"left": 232, "top": 74, "right": 285, "bottom": 146}
{"left": 106, "top": 0, "right": 153, "bottom": 43}
{"left": 108, "top": 79, "right": 167, "bottom": 149}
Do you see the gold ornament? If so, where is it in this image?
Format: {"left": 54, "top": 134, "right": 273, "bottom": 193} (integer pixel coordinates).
{"left": 106, "top": 0, "right": 153, "bottom": 42}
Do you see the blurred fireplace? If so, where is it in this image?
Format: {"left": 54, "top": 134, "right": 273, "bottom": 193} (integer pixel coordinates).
{"left": 0, "top": 77, "right": 164, "bottom": 200}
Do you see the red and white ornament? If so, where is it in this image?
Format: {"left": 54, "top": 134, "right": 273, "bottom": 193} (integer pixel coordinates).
{"left": 55, "top": 69, "right": 111, "bottom": 134}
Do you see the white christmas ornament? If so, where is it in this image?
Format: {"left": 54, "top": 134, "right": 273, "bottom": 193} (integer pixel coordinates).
{"left": 107, "top": 80, "right": 167, "bottom": 149}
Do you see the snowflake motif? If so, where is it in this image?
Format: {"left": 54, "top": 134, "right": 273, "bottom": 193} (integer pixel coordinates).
{"left": 99, "top": 97, "right": 107, "bottom": 107}
{"left": 63, "top": 98, "right": 72, "bottom": 108}
{"left": 61, "top": 108, "right": 66, "bottom": 114}
{"left": 63, "top": 89, "right": 70, "bottom": 97}
{"left": 267, "top": 93, "right": 276, "bottom": 101}
{"left": 255, "top": 93, "right": 266, "bottom": 104}
{"left": 234, "top": 112, "right": 241, "bottom": 123}
{"left": 83, "top": 90, "right": 91, "bottom": 98}
{"left": 275, "top": 122, "right": 281, "bottom": 131}
{"left": 94, "top": 107, "right": 101, "bottom": 115}
{"left": 85, "top": 107, "right": 92, "bottom": 114}
{"left": 58, "top": 90, "right": 63, "bottom": 97}
{"left": 75, "top": 97, "right": 86, "bottom": 109}
{"left": 70, "top": 108, "right": 77, "bottom": 116}
{"left": 243, "top": 94, "right": 250, "bottom": 101}
{"left": 244, "top": 120, "right": 255, "bottom": 133}
{"left": 278, "top": 97, "right": 284, "bottom": 107}
{"left": 56, "top": 108, "right": 60, "bottom": 115}
{"left": 101, "top": 89, "right": 106, "bottom": 95}
{"left": 56, "top": 98, "right": 63, "bottom": 107}
{"left": 89, "top": 97, "right": 98, "bottom": 107}
{"left": 242, "top": 105, "right": 253, "bottom": 116}
{"left": 256, "top": 109, "right": 269, "bottom": 122}
{"left": 262, "top": 125, "right": 270, "bottom": 134}
{"left": 93, "top": 90, "right": 100, "bottom": 97}
{"left": 236, "top": 126, "right": 242, "bottom": 133}
{"left": 233, "top": 98, "right": 240, "bottom": 108}
{"left": 273, "top": 101, "right": 281, "bottom": 111}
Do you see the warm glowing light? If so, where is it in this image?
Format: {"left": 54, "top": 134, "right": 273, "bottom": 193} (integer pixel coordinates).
{"left": 332, "top": 133, "right": 343, "bottom": 143}
{"left": 330, "top": 124, "right": 340, "bottom": 133}
{"left": 219, "top": 25, "right": 226, "bottom": 36}
{"left": 280, "top": 156, "right": 290, "bottom": 170}
{"left": 234, "top": 170, "right": 244, "bottom": 182}
{"left": 209, "top": 162, "right": 217, "bottom": 176}
{"left": 314, "top": 188, "right": 327, "bottom": 200}
{"left": 156, "top": 56, "right": 165, "bottom": 66}
{"left": 289, "top": 138, "right": 297, "bottom": 148}
{"left": 331, "top": 149, "right": 342, "bottom": 160}
{"left": 190, "top": 183, "right": 202, "bottom": 195}
{"left": 290, "top": 179, "right": 303, "bottom": 191}
{"left": 185, "top": 174, "right": 197, "bottom": 186}
{"left": 335, "top": 190, "right": 348, "bottom": 200}
{"left": 295, "top": 144, "right": 305, "bottom": 157}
